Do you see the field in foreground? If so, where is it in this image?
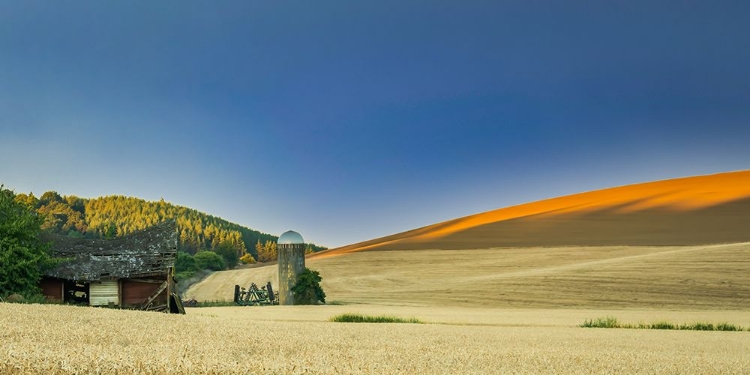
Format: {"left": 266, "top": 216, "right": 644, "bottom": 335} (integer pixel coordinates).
{"left": 187, "top": 242, "right": 750, "bottom": 309}
{"left": 3, "top": 303, "right": 750, "bottom": 374}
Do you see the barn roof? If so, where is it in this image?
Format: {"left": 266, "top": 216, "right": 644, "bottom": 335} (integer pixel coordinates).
{"left": 42, "top": 220, "right": 178, "bottom": 282}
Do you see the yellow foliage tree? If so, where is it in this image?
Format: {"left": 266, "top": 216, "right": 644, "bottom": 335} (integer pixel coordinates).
{"left": 255, "top": 240, "right": 277, "bottom": 263}
{"left": 239, "top": 253, "right": 256, "bottom": 264}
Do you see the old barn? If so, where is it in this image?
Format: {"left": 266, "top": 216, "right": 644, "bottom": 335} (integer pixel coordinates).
{"left": 39, "top": 220, "right": 184, "bottom": 313}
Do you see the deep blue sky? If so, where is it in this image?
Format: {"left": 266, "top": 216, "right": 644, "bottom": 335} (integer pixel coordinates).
{"left": 1, "top": 1, "right": 749, "bottom": 247}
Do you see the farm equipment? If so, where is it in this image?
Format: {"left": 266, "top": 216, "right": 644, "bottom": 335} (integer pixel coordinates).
{"left": 234, "top": 282, "right": 279, "bottom": 306}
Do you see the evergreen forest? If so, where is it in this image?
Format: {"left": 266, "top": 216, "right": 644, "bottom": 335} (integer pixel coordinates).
{"left": 13, "top": 191, "right": 327, "bottom": 266}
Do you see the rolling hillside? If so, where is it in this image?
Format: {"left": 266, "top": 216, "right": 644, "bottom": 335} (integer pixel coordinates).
{"left": 187, "top": 242, "right": 750, "bottom": 308}
{"left": 313, "top": 170, "right": 750, "bottom": 256}
{"left": 187, "top": 171, "right": 750, "bottom": 307}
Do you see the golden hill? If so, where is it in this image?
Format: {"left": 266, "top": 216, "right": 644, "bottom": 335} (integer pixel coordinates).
{"left": 313, "top": 170, "right": 750, "bottom": 256}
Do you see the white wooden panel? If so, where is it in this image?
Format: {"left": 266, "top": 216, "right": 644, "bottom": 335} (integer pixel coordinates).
{"left": 90, "top": 280, "right": 119, "bottom": 306}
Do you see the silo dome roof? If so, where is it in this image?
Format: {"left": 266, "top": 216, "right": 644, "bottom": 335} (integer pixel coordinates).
{"left": 278, "top": 230, "right": 304, "bottom": 244}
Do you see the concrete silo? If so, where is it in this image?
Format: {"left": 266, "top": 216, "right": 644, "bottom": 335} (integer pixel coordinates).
{"left": 277, "top": 230, "right": 305, "bottom": 305}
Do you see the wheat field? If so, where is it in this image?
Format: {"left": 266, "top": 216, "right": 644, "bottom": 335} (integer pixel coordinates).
{"left": 2, "top": 302, "right": 750, "bottom": 374}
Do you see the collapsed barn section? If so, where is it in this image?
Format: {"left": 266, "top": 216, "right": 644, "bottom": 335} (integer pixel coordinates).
{"left": 39, "top": 220, "right": 184, "bottom": 313}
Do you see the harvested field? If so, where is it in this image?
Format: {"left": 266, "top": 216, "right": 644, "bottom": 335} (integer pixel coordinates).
{"left": 187, "top": 242, "right": 750, "bottom": 310}
{"left": 2, "top": 302, "right": 750, "bottom": 374}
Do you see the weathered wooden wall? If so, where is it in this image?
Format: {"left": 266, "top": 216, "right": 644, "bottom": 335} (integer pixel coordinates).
{"left": 39, "top": 278, "right": 63, "bottom": 302}
{"left": 121, "top": 278, "right": 167, "bottom": 308}
{"left": 90, "top": 281, "right": 119, "bottom": 306}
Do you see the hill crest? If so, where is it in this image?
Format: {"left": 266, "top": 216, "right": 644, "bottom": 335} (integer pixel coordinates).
{"left": 313, "top": 170, "right": 750, "bottom": 256}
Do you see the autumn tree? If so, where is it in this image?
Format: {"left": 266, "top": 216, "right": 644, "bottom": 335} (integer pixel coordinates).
{"left": 255, "top": 240, "right": 277, "bottom": 263}
{"left": 239, "top": 253, "right": 256, "bottom": 264}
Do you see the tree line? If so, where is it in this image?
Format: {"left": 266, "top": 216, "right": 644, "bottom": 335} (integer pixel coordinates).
{"left": 12, "top": 190, "right": 327, "bottom": 266}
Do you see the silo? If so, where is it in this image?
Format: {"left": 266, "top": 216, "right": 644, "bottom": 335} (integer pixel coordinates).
{"left": 277, "top": 230, "right": 305, "bottom": 305}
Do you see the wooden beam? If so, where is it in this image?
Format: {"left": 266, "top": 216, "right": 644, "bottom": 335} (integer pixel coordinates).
{"left": 141, "top": 281, "right": 168, "bottom": 310}
{"left": 166, "top": 268, "right": 172, "bottom": 312}
{"left": 127, "top": 279, "right": 165, "bottom": 284}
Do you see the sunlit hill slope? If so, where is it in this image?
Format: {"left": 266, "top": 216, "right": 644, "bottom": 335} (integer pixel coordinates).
{"left": 187, "top": 171, "right": 750, "bottom": 307}
{"left": 314, "top": 171, "right": 750, "bottom": 256}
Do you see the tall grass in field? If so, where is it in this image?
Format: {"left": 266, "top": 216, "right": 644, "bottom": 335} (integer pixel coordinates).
{"left": 190, "top": 300, "right": 235, "bottom": 307}
{"left": 581, "top": 316, "right": 620, "bottom": 328}
{"left": 581, "top": 317, "right": 746, "bottom": 331}
{"left": 330, "top": 313, "right": 423, "bottom": 324}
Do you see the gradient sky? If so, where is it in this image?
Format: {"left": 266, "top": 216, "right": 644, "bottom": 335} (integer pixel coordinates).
{"left": 1, "top": 1, "right": 749, "bottom": 247}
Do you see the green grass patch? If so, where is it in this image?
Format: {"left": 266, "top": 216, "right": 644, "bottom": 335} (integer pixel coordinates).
{"left": 650, "top": 321, "right": 677, "bottom": 330}
{"left": 580, "top": 316, "right": 620, "bottom": 328}
{"left": 581, "top": 317, "right": 746, "bottom": 331}
{"left": 191, "top": 300, "right": 236, "bottom": 308}
{"left": 330, "top": 313, "right": 423, "bottom": 324}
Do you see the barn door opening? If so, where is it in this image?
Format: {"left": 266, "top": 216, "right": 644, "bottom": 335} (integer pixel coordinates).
{"left": 64, "top": 280, "right": 90, "bottom": 305}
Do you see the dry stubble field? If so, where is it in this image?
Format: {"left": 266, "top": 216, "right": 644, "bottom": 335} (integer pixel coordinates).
{"left": 187, "top": 243, "right": 750, "bottom": 310}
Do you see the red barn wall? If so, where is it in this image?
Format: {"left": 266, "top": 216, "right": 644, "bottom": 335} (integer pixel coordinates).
{"left": 39, "top": 278, "right": 64, "bottom": 302}
{"left": 121, "top": 278, "right": 168, "bottom": 308}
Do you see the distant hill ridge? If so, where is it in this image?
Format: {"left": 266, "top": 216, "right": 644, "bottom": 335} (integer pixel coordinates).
{"left": 13, "top": 192, "right": 326, "bottom": 258}
{"left": 314, "top": 170, "right": 750, "bottom": 256}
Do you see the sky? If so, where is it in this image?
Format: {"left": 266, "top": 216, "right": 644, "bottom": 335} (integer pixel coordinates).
{"left": 1, "top": 1, "right": 749, "bottom": 247}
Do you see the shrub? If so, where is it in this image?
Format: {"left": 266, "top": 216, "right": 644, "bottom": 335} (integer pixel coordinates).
{"left": 194, "top": 251, "right": 226, "bottom": 271}
{"left": 175, "top": 252, "right": 199, "bottom": 273}
{"left": 291, "top": 268, "right": 326, "bottom": 305}
{"left": 175, "top": 270, "right": 196, "bottom": 282}
{"left": 6, "top": 294, "right": 25, "bottom": 303}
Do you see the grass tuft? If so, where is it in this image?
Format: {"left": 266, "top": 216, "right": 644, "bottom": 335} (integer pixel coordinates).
{"left": 691, "top": 322, "right": 714, "bottom": 331}
{"left": 330, "top": 313, "right": 423, "bottom": 324}
{"left": 581, "top": 317, "right": 745, "bottom": 331}
{"left": 650, "top": 321, "right": 676, "bottom": 330}
{"left": 580, "top": 316, "right": 619, "bottom": 328}
{"left": 191, "top": 300, "right": 236, "bottom": 307}
{"left": 715, "top": 322, "right": 740, "bottom": 331}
